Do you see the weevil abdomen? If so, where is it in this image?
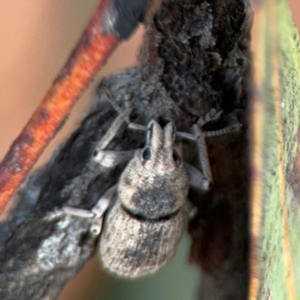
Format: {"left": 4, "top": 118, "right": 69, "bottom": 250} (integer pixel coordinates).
{"left": 99, "top": 201, "right": 185, "bottom": 278}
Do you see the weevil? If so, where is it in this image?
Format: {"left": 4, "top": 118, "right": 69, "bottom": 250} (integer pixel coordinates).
{"left": 63, "top": 95, "right": 241, "bottom": 278}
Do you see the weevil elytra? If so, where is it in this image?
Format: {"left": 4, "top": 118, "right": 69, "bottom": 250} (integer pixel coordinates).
{"left": 63, "top": 95, "right": 241, "bottom": 279}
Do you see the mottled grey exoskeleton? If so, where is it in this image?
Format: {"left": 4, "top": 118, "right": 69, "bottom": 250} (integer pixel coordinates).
{"left": 99, "top": 119, "right": 190, "bottom": 278}
{"left": 63, "top": 95, "right": 241, "bottom": 279}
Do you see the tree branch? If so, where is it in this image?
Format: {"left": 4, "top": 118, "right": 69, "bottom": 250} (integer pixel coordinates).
{"left": 0, "top": 0, "right": 153, "bottom": 215}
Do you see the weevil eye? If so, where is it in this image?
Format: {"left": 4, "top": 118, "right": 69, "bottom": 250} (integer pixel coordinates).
{"left": 142, "top": 147, "right": 151, "bottom": 160}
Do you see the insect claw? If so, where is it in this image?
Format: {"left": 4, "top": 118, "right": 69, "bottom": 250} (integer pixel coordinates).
{"left": 197, "top": 108, "right": 223, "bottom": 126}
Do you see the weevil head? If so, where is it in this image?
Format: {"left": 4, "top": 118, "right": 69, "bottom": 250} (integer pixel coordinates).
{"left": 118, "top": 119, "right": 189, "bottom": 219}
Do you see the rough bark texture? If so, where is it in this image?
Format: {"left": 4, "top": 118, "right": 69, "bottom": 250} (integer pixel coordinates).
{"left": 0, "top": 0, "right": 252, "bottom": 299}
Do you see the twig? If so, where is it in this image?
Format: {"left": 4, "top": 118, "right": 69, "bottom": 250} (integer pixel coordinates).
{"left": 0, "top": 0, "right": 152, "bottom": 215}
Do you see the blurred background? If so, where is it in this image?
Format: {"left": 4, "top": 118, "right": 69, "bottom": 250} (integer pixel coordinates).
{"left": 0, "top": 0, "right": 299, "bottom": 299}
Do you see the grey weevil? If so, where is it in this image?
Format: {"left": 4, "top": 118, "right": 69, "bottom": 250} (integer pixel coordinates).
{"left": 63, "top": 94, "right": 241, "bottom": 278}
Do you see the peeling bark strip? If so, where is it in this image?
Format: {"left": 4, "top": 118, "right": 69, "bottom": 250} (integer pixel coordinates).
{"left": 0, "top": 0, "right": 155, "bottom": 215}
{"left": 0, "top": 1, "right": 252, "bottom": 299}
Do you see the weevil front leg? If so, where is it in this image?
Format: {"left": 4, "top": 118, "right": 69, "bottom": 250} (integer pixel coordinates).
{"left": 184, "top": 162, "right": 212, "bottom": 192}
{"left": 63, "top": 185, "right": 117, "bottom": 236}
{"left": 93, "top": 120, "right": 147, "bottom": 168}
{"left": 94, "top": 89, "right": 147, "bottom": 168}
{"left": 93, "top": 116, "right": 145, "bottom": 167}
{"left": 179, "top": 108, "right": 242, "bottom": 190}
{"left": 193, "top": 108, "right": 242, "bottom": 184}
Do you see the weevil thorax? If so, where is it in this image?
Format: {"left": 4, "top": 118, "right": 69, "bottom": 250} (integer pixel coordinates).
{"left": 118, "top": 120, "right": 189, "bottom": 219}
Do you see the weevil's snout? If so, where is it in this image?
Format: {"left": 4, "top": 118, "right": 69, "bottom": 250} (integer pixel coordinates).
{"left": 141, "top": 119, "right": 180, "bottom": 173}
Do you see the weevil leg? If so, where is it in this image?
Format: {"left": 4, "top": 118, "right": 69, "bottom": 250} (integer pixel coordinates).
{"left": 178, "top": 109, "right": 242, "bottom": 187}
{"left": 197, "top": 108, "right": 223, "bottom": 126}
{"left": 193, "top": 109, "right": 242, "bottom": 183}
{"left": 94, "top": 116, "right": 147, "bottom": 168}
{"left": 177, "top": 124, "right": 213, "bottom": 187}
{"left": 94, "top": 149, "right": 138, "bottom": 168}
{"left": 103, "top": 87, "right": 131, "bottom": 117}
{"left": 184, "top": 162, "right": 212, "bottom": 192}
{"left": 95, "top": 89, "right": 147, "bottom": 168}
{"left": 90, "top": 184, "right": 117, "bottom": 235}
{"left": 191, "top": 123, "right": 213, "bottom": 184}
{"left": 203, "top": 122, "right": 242, "bottom": 137}
{"left": 198, "top": 108, "right": 242, "bottom": 137}
{"left": 61, "top": 184, "right": 117, "bottom": 236}
{"left": 96, "top": 88, "right": 132, "bottom": 151}
{"left": 94, "top": 116, "right": 146, "bottom": 163}
{"left": 61, "top": 207, "right": 95, "bottom": 218}
{"left": 95, "top": 110, "right": 131, "bottom": 151}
